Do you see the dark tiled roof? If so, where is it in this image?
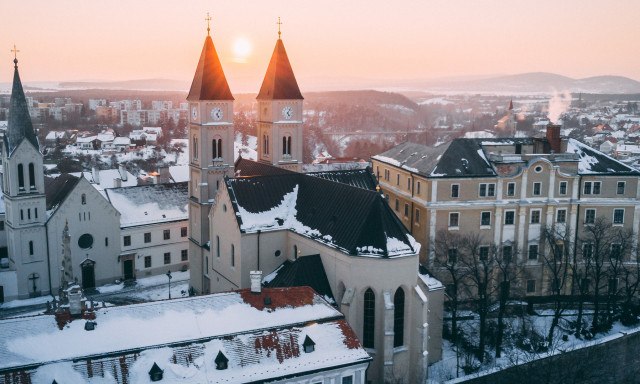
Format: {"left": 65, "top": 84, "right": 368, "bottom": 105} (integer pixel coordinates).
{"left": 567, "top": 139, "right": 640, "bottom": 175}
{"left": 5, "top": 62, "right": 39, "bottom": 155}
{"left": 263, "top": 255, "right": 335, "bottom": 303}
{"left": 372, "top": 141, "right": 451, "bottom": 177}
{"left": 226, "top": 173, "right": 417, "bottom": 257}
{"left": 430, "top": 139, "right": 496, "bottom": 178}
{"left": 257, "top": 39, "right": 303, "bottom": 100}
{"left": 187, "top": 35, "right": 234, "bottom": 101}
{"left": 306, "top": 167, "right": 378, "bottom": 191}
{"left": 44, "top": 174, "right": 80, "bottom": 211}
{"left": 234, "top": 157, "right": 296, "bottom": 177}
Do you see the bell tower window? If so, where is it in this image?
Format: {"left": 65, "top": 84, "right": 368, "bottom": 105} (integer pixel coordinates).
{"left": 28, "top": 163, "right": 36, "bottom": 190}
{"left": 263, "top": 135, "right": 270, "bottom": 155}
{"left": 212, "top": 139, "right": 222, "bottom": 160}
{"left": 192, "top": 137, "right": 198, "bottom": 161}
{"left": 283, "top": 136, "right": 292, "bottom": 156}
{"left": 17, "top": 164, "right": 24, "bottom": 191}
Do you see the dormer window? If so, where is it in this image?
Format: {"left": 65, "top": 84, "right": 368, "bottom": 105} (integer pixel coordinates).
{"left": 303, "top": 335, "right": 315, "bottom": 353}
{"left": 215, "top": 351, "right": 229, "bottom": 370}
{"left": 148, "top": 362, "right": 164, "bottom": 381}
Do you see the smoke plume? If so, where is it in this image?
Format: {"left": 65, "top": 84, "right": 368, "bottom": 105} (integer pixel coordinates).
{"left": 547, "top": 90, "right": 572, "bottom": 124}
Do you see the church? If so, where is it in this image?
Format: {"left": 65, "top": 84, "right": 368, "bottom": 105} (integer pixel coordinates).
{"left": 186, "top": 23, "right": 444, "bottom": 383}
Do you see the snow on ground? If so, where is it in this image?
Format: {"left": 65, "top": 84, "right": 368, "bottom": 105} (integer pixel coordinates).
{"left": 234, "top": 133, "right": 257, "bottom": 161}
{"left": 0, "top": 295, "right": 53, "bottom": 309}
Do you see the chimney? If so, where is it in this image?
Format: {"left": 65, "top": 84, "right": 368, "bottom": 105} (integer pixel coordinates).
{"left": 546, "top": 124, "right": 562, "bottom": 154}
{"left": 119, "top": 164, "right": 128, "bottom": 182}
{"left": 114, "top": 177, "right": 122, "bottom": 188}
{"left": 92, "top": 167, "right": 100, "bottom": 184}
{"left": 159, "top": 166, "right": 170, "bottom": 184}
{"left": 250, "top": 270, "right": 262, "bottom": 294}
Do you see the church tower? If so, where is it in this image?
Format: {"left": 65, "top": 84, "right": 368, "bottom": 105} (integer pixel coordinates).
{"left": 187, "top": 18, "right": 235, "bottom": 293}
{"left": 2, "top": 54, "right": 49, "bottom": 298}
{"left": 256, "top": 20, "right": 304, "bottom": 172}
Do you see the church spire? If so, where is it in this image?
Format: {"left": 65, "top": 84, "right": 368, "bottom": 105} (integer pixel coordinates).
{"left": 186, "top": 17, "right": 234, "bottom": 101}
{"left": 5, "top": 51, "right": 39, "bottom": 155}
{"left": 257, "top": 21, "right": 303, "bottom": 100}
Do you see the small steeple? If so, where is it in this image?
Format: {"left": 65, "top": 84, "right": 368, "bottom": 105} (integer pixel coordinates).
{"left": 187, "top": 17, "right": 234, "bottom": 101}
{"left": 508, "top": 99, "right": 513, "bottom": 111}
{"left": 5, "top": 50, "right": 39, "bottom": 156}
{"left": 257, "top": 22, "right": 303, "bottom": 100}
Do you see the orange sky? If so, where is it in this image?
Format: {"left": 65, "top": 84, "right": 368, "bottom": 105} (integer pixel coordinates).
{"left": 3, "top": 0, "right": 640, "bottom": 92}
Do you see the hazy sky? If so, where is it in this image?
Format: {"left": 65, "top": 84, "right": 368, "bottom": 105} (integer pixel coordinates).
{"left": 3, "top": 0, "right": 640, "bottom": 91}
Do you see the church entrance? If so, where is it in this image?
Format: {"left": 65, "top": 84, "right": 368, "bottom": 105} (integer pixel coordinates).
{"left": 121, "top": 253, "right": 135, "bottom": 281}
{"left": 81, "top": 260, "right": 96, "bottom": 289}
{"left": 123, "top": 260, "right": 134, "bottom": 280}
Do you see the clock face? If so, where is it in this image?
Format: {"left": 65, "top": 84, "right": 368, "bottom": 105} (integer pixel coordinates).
{"left": 211, "top": 107, "right": 223, "bottom": 121}
{"left": 281, "top": 106, "right": 294, "bottom": 120}
{"left": 191, "top": 107, "right": 198, "bottom": 121}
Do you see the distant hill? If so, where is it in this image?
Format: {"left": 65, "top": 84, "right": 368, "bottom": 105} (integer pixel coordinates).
{"left": 58, "top": 78, "right": 190, "bottom": 91}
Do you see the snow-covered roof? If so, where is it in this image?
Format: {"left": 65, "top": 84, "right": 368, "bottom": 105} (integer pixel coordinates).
{"left": 169, "top": 165, "right": 189, "bottom": 182}
{"left": 96, "top": 132, "right": 115, "bottom": 142}
{"left": 105, "top": 182, "right": 188, "bottom": 227}
{"left": 75, "top": 135, "right": 97, "bottom": 143}
{"left": 112, "top": 137, "right": 131, "bottom": 145}
{"left": 44, "top": 131, "right": 65, "bottom": 140}
{"left": 0, "top": 287, "right": 370, "bottom": 383}
{"left": 566, "top": 138, "right": 640, "bottom": 175}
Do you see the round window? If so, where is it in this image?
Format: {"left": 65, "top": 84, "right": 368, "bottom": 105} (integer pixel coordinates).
{"left": 535, "top": 166, "right": 543, "bottom": 173}
{"left": 275, "top": 250, "right": 281, "bottom": 257}
{"left": 78, "top": 234, "right": 94, "bottom": 250}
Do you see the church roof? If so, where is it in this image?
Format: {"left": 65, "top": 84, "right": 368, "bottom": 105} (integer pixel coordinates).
{"left": 234, "top": 157, "right": 296, "bottom": 177}
{"left": 263, "top": 255, "right": 335, "bottom": 304}
{"left": 187, "top": 35, "right": 234, "bottom": 101}
{"left": 44, "top": 174, "right": 81, "bottom": 212}
{"left": 4, "top": 59, "right": 39, "bottom": 155}
{"left": 257, "top": 39, "right": 303, "bottom": 100}
{"left": 225, "top": 173, "right": 419, "bottom": 258}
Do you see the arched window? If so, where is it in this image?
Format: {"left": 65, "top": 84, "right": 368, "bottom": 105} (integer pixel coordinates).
{"left": 363, "top": 288, "right": 375, "bottom": 348}
{"left": 394, "top": 288, "right": 405, "bottom": 347}
{"left": 29, "top": 241, "right": 34, "bottom": 255}
{"left": 212, "top": 138, "right": 222, "bottom": 159}
{"left": 263, "top": 135, "right": 269, "bottom": 155}
{"left": 231, "top": 244, "right": 235, "bottom": 267}
{"left": 192, "top": 137, "right": 198, "bottom": 160}
{"left": 216, "top": 236, "right": 220, "bottom": 258}
{"left": 282, "top": 136, "right": 292, "bottom": 156}
{"left": 17, "top": 164, "right": 24, "bottom": 190}
{"left": 28, "top": 163, "right": 35, "bottom": 189}
{"left": 81, "top": 194, "right": 86, "bottom": 205}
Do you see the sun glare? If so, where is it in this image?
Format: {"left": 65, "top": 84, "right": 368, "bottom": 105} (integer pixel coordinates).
{"left": 233, "top": 38, "right": 252, "bottom": 60}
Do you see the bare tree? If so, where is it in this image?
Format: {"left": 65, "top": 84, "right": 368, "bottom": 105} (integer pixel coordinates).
{"left": 619, "top": 248, "right": 640, "bottom": 325}
{"left": 493, "top": 242, "right": 521, "bottom": 358}
{"left": 604, "top": 227, "right": 633, "bottom": 326}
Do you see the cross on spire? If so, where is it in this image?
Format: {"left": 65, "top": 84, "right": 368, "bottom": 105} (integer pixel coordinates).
{"left": 11, "top": 44, "right": 19, "bottom": 67}
{"left": 277, "top": 17, "right": 283, "bottom": 39}
{"left": 205, "top": 12, "right": 212, "bottom": 36}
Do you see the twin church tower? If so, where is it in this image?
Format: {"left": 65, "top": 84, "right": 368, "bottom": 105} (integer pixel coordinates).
{"left": 187, "top": 20, "right": 304, "bottom": 276}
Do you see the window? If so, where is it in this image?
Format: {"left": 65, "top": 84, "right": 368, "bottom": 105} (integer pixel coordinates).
{"left": 479, "top": 246, "right": 489, "bottom": 261}
{"left": 609, "top": 277, "right": 619, "bottom": 294}
{"left": 611, "top": 244, "right": 622, "bottom": 260}
{"left": 585, "top": 209, "right": 596, "bottom": 224}
{"left": 181, "top": 249, "right": 188, "bottom": 261}
{"left": 556, "top": 209, "right": 567, "bottom": 223}
{"left": 479, "top": 183, "right": 496, "bottom": 197}
{"left": 212, "top": 138, "right": 223, "bottom": 159}
{"left": 481, "top": 211, "right": 491, "bottom": 226}
{"left": 144, "top": 232, "right": 151, "bottom": 243}
{"left": 27, "top": 209, "right": 30, "bottom": 220}
{"left": 163, "top": 229, "right": 170, "bottom": 240}
{"left": 417, "top": 181, "right": 421, "bottom": 194}
{"left": 451, "top": 184, "right": 459, "bottom": 198}
{"left": 384, "top": 169, "right": 390, "bottom": 181}
{"left": 554, "top": 244, "right": 564, "bottom": 259}
{"left": 34, "top": 208, "right": 37, "bottom": 219}
{"left": 363, "top": 288, "right": 375, "bottom": 348}
{"left": 584, "top": 181, "right": 601, "bottom": 195}
{"left": 617, "top": 181, "right": 626, "bottom": 195}
{"left": 192, "top": 137, "right": 198, "bottom": 160}
{"left": 263, "top": 135, "right": 269, "bottom": 155}
{"left": 530, "top": 209, "right": 541, "bottom": 224}
{"left": 231, "top": 244, "right": 235, "bottom": 267}
{"left": 503, "top": 245, "right": 513, "bottom": 262}
{"left": 448, "top": 248, "right": 457, "bottom": 263}
{"left": 282, "top": 136, "right": 291, "bottom": 156}
{"left": 415, "top": 209, "right": 420, "bottom": 223}
{"left": 206, "top": 257, "right": 209, "bottom": 272}
{"left": 18, "top": 164, "right": 24, "bottom": 190}
{"left": 395, "top": 199, "right": 399, "bottom": 211}
{"left": 28, "top": 163, "right": 35, "bottom": 189}
{"left": 534, "top": 165, "right": 543, "bottom": 173}
{"left": 145, "top": 256, "right": 151, "bottom": 268}
{"left": 216, "top": 235, "right": 220, "bottom": 258}
{"left": 393, "top": 288, "right": 405, "bottom": 347}
{"left": 181, "top": 227, "right": 187, "bottom": 237}
{"left": 504, "top": 211, "right": 515, "bottom": 225}
{"left": 533, "top": 182, "right": 542, "bottom": 196}
{"left": 528, "top": 244, "right": 538, "bottom": 260}
{"left": 506, "top": 182, "right": 516, "bottom": 197}
{"left": 20, "top": 209, "right": 23, "bottom": 221}
{"left": 29, "top": 241, "right": 33, "bottom": 255}
{"left": 614, "top": 208, "right": 625, "bottom": 225}
{"left": 583, "top": 243, "right": 593, "bottom": 259}
{"left": 526, "top": 279, "right": 536, "bottom": 294}
{"left": 407, "top": 177, "right": 411, "bottom": 191}
{"left": 123, "top": 236, "right": 131, "bottom": 246}
{"left": 342, "top": 376, "right": 354, "bottom": 384}
{"left": 0, "top": 221, "right": 4, "bottom": 230}
{"left": 449, "top": 212, "right": 459, "bottom": 228}
{"left": 404, "top": 203, "right": 409, "bottom": 217}
{"left": 559, "top": 181, "right": 568, "bottom": 195}
{"left": 105, "top": 237, "right": 108, "bottom": 247}
{"left": 164, "top": 252, "right": 171, "bottom": 265}
{"left": 397, "top": 174, "right": 400, "bottom": 185}
{"left": 81, "top": 194, "right": 86, "bottom": 205}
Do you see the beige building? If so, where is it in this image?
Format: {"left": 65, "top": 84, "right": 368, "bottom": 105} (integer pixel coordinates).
{"left": 372, "top": 125, "right": 640, "bottom": 297}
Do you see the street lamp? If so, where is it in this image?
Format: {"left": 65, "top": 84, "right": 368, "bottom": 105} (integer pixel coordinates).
{"left": 166, "top": 270, "right": 172, "bottom": 299}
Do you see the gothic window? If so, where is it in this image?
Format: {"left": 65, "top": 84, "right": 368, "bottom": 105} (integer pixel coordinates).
{"left": 394, "top": 287, "right": 405, "bottom": 347}
{"left": 231, "top": 244, "right": 235, "bottom": 267}
{"left": 212, "top": 138, "right": 222, "bottom": 159}
{"left": 27, "top": 209, "right": 31, "bottom": 220}
{"left": 17, "top": 164, "right": 24, "bottom": 190}
{"left": 81, "top": 194, "right": 86, "bottom": 205}
{"left": 363, "top": 288, "right": 375, "bottom": 348}
{"left": 28, "top": 163, "right": 35, "bottom": 190}
{"left": 192, "top": 137, "right": 198, "bottom": 160}
{"left": 20, "top": 209, "right": 23, "bottom": 220}
{"left": 263, "top": 135, "right": 270, "bottom": 155}
{"left": 216, "top": 235, "right": 220, "bottom": 258}
{"left": 29, "top": 241, "right": 34, "bottom": 255}
{"left": 282, "top": 136, "right": 292, "bottom": 156}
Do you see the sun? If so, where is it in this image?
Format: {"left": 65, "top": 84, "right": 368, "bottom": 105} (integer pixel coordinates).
{"left": 233, "top": 38, "right": 252, "bottom": 60}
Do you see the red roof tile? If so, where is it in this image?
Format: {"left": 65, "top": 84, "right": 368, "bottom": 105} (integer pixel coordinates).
{"left": 257, "top": 39, "right": 303, "bottom": 100}
{"left": 187, "top": 35, "right": 234, "bottom": 101}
